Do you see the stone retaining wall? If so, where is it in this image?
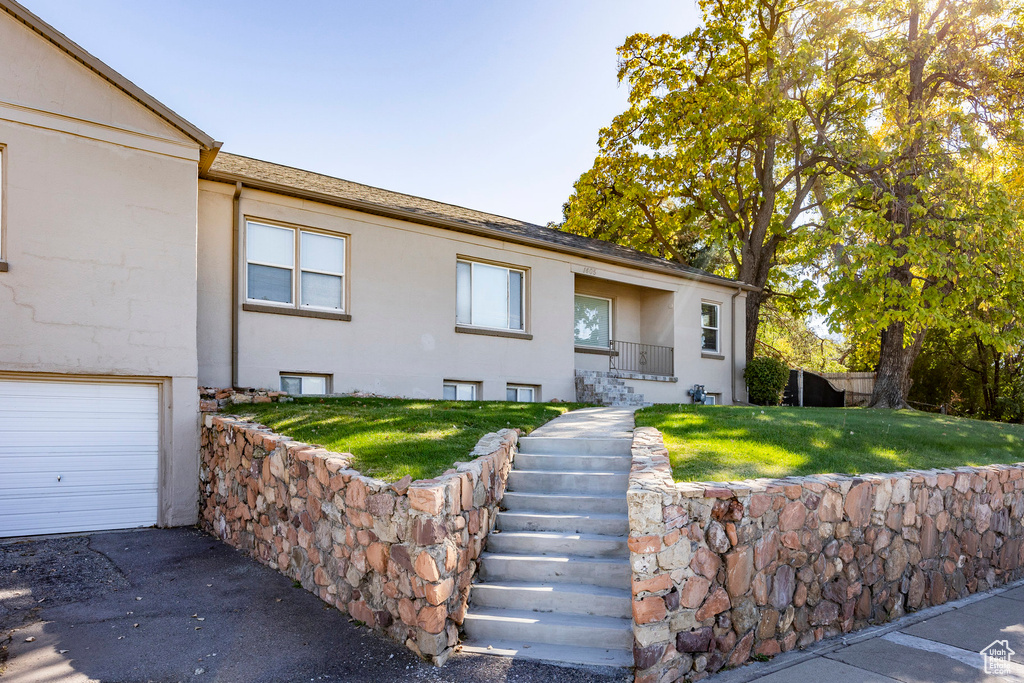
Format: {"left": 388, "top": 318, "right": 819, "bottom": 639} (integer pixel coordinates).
{"left": 199, "top": 387, "right": 292, "bottom": 412}
{"left": 199, "top": 414, "right": 517, "bottom": 665}
{"left": 627, "top": 426, "right": 1024, "bottom": 682}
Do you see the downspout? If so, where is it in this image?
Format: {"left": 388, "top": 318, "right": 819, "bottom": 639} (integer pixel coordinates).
{"left": 231, "top": 182, "right": 242, "bottom": 389}
{"left": 731, "top": 287, "right": 743, "bottom": 404}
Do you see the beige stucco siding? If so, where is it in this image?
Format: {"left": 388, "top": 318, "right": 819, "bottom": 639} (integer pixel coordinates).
{"left": 198, "top": 180, "right": 747, "bottom": 404}
{"left": 0, "top": 9, "right": 202, "bottom": 527}
{"left": 0, "top": 10, "right": 193, "bottom": 144}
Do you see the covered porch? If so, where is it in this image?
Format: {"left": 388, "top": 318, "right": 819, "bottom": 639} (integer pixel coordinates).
{"left": 573, "top": 274, "right": 680, "bottom": 403}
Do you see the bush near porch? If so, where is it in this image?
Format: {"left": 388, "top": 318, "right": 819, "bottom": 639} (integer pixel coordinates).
{"left": 235, "top": 397, "right": 583, "bottom": 482}
{"left": 635, "top": 405, "right": 1024, "bottom": 482}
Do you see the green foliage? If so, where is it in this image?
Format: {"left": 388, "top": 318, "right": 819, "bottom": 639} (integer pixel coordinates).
{"left": 811, "top": 0, "right": 1024, "bottom": 404}
{"left": 558, "top": 0, "right": 859, "bottom": 358}
{"left": 636, "top": 406, "right": 1024, "bottom": 482}
{"left": 757, "top": 302, "right": 846, "bottom": 373}
{"left": 235, "top": 397, "right": 582, "bottom": 482}
{"left": 744, "top": 357, "right": 791, "bottom": 405}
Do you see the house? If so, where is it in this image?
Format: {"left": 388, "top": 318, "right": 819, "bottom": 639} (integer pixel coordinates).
{"left": 0, "top": 0, "right": 751, "bottom": 538}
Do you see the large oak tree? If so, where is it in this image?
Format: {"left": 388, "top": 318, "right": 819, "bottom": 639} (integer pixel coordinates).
{"left": 813, "top": 0, "right": 1024, "bottom": 408}
{"left": 560, "top": 0, "right": 859, "bottom": 361}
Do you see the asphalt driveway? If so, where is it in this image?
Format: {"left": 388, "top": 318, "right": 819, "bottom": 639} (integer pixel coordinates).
{"left": 0, "top": 528, "right": 627, "bottom": 683}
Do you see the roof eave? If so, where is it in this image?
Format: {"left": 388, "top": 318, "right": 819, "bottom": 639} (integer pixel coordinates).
{"left": 0, "top": 0, "right": 216, "bottom": 151}
{"left": 202, "top": 168, "right": 758, "bottom": 292}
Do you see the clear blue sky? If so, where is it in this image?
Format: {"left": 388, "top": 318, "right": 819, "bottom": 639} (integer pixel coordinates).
{"left": 24, "top": 0, "right": 699, "bottom": 225}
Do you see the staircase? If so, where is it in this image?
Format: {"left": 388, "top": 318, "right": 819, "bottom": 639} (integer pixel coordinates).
{"left": 575, "top": 370, "right": 647, "bottom": 407}
{"left": 460, "top": 435, "right": 634, "bottom": 669}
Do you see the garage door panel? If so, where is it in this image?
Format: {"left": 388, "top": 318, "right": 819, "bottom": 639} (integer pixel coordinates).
{"left": 0, "top": 379, "right": 160, "bottom": 537}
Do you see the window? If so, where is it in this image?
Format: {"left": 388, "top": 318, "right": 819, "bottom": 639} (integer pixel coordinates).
{"left": 456, "top": 260, "right": 524, "bottom": 330}
{"left": 0, "top": 146, "right": 6, "bottom": 271}
{"left": 443, "top": 381, "right": 479, "bottom": 401}
{"left": 506, "top": 385, "right": 537, "bottom": 402}
{"left": 246, "top": 220, "right": 345, "bottom": 311}
{"left": 704, "top": 394, "right": 718, "bottom": 405}
{"left": 280, "top": 374, "right": 330, "bottom": 395}
{"left": 701, "top": 303, "right": 720, "bottom": 353}
{"left": 574, "top": 295, "right": 612, "bottom": 348}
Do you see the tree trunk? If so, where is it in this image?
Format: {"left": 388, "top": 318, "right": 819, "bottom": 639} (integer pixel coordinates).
{"left": 745, "top": 289, "right": 763, "bottom": 363}
{"left": 868, "top": 321, "right": 925, "bottom": 409}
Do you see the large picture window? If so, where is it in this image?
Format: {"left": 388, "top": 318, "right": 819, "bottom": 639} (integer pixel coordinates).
{"left": 701, "top": 303, "right": 720, "bottom": 353}
{"left": 574, "top": 295, "right": 611, "bottom": 348}
{"left": 246, "top": 221, "right": 345, "bottom": 311}
{"left": 456, "top": 260, "right": 524, "bottom": 331}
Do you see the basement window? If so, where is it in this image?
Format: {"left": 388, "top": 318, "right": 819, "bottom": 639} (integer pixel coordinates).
{"left": 443, "top": 381, "right": 479, "bottom": 401}
{"left": 280, "top": 374, "right": 330, "bottom": 395}
{"left": 506, "top": 385, "right": 537, "bottom": 402}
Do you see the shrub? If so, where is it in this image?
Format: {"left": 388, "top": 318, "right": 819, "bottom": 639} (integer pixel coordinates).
{"left": 745, "top": 357, "right": 790, "bottom": 406}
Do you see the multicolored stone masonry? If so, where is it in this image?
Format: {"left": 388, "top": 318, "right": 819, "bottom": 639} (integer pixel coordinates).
{"left": 198, "top": 387, "right": 292, "bottom": 413}
{"left": 627, "top": 426, "right": 1024, "bottom": 683}
{"left": 199, "top": 414, "right": 517, "bottom": 666}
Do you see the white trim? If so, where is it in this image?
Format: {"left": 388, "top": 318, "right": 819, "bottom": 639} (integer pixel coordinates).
{"left": 701, "top": 301, "right": 720, "bottom": 354}
{"left": 280, "top": 373, "right": 331, "bottom": 395}
{"left": 455, "top": 259, "right": 526, "bottom": 332}
{"left": 244, "top": 220, "right": 347, "bottom": 312}
{"left": 443, "top": 380, "right": 480, "bottom": 401}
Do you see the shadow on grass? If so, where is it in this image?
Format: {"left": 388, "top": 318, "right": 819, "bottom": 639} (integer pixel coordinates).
{"left": 636, "top": 405, "right": 1024, "bottom": 482}
{"left": 235, "top": 397, "right": 585, "bottom": 482}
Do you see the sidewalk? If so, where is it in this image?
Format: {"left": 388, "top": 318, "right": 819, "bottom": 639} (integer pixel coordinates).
{"left": 530, "top": 406, "right": 636, "bottom": 439}
{"left": 713, "top": 577, "right": 1024, "bottom": 683}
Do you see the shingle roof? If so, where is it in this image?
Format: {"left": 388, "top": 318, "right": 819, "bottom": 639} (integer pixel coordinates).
{"left": 204, "top": 152, "right": 752, "bottom": 289}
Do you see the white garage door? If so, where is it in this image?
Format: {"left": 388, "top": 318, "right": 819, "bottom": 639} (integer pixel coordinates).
{"left": 0, "top": 380, "right": 160, "bottom": 537}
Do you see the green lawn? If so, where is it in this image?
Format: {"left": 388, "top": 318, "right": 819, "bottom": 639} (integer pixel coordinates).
{"left": 635, "top": 405, "right": 1024, "bottom": 482}
{"left": 234, "top": 397, "right": 583, "bottom": 482}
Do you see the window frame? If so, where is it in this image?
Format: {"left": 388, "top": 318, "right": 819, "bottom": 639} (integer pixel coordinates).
{"left": 701, "top": 302, "right": 721, "bottom": 354}
{"left": 506, "top": 384, "right": 538, "bottom": 403}
{"left": 443, "top": 381, "right": 480, "bottom": 401}
{"left": 0, "top": 144, "right": 7, "bottom": 272}
{"left": 455, "top": 258, "right": 527, "bottom": 332}
{"left": 573, "top": 294, "right": 613, "bottom": 349}
{"left": 280, "top": 373, "right": 332, "bottom": 395}
{"left": 244, "top": 219, "right": 348, "bottom": 314}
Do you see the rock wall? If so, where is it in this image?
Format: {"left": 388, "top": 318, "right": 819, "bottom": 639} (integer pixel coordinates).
{"left": 627, "top": 426, "right": 1024, "bottom": 682}
{"left": 199, "top": 414, "right": 517, "bottom": 665}
{"left": 198, "top": 387, "right": 292, "bottom": 412}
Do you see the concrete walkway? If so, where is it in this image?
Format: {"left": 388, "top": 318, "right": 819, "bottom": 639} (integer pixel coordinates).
{"left": 713, "top": 577, "right": 1024, "bottom": 683}
{"left": 530, "top": 406, "right": 637, "bottom": 439}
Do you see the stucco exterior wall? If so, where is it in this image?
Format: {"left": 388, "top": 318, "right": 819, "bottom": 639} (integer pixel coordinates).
{"left": 0, "top": 9, "right": 202, "bottom": 526}
{"left": 197, "top": 180, "right": 747, "bottom": 404}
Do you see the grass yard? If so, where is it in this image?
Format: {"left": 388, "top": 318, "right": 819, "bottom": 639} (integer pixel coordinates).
{"left": 636, "top": 405, "right": 1024, "bottom": 482}
{"left": 235, "top": 397, "right": 583, "bottom": 482}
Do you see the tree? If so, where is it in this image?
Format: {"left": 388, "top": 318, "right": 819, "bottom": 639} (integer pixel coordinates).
{"left": 560, "top": 0, "right": 856, "bottom": 361}
{"left": 811, "top": 0, "right": 1024, "bottom": 408}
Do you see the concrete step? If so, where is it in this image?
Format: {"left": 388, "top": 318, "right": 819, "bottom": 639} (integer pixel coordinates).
{"left": 461, "top": 607, "right": 633, "bottom": 650}
{"left": 497, "top": 510, "right": 629, "bottom": 535}
{"left": 507, "top": 470, "right": 629, "bottom": 495}
{"left": 485, "top": 530, "right": 628, "bottom": 557}
{"left": 501, "top": 491, "right": 627, "bottom": 514}
{"left": 479, "top": 552, "right": 630, "bottom": 588}
{"left": 514, "top": 452, "right": 632, "bottom": 472}
{"left": 517, "top": 437, "right": 632, "bottom": 456}
{"left": 469, "top": 581, "right": 631, "bottom": 618}
{"left": 458, "top": 639, "right": 633, "bottom": 669}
